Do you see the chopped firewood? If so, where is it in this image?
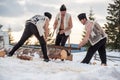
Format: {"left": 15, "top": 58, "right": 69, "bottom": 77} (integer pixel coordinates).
{"left": 17, "top": 54, "right": 33, "bottom": 60}
{"left": 0, "top": 50, "right": 6, "bottom": 57}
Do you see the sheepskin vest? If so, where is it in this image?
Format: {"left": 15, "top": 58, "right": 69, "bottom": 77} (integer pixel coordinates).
{"left": 55, "top": 13, "right": 71, "bottom": 36}
{"left": 85, "top": 21, "right": 107, "bottom": 45}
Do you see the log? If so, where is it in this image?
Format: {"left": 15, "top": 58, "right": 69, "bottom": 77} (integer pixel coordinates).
{"left": 0, "top": 50, "right": 6, "bottom": 57}
{"left": 17, "top": 54, "right": 33, "bottom": 60}
{"left": 48, "top": 49, "right": 73, "bottom": 61}
{"left": 60, "top": 49, "right": 73, "bottom": 61}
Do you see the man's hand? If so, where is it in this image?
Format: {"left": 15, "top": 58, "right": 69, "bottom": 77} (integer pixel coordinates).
{"left": 78, "top": 43, "right": 82, "bottom": 49}
{"left": 59, "top": 30, "right": 65, "bottom": 34}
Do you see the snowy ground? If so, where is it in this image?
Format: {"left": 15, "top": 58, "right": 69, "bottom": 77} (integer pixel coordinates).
{"left": 0, "top": 51, "right": 120, "bottom": 80}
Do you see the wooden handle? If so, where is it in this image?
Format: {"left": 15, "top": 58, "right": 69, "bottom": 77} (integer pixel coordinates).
{"left": 47, "top": 45, "right": 80, "bottom": 50}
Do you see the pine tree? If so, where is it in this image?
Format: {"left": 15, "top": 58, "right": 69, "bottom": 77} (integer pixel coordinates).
{"left": 105, "top": 0, "right": 120, "bottom": 50}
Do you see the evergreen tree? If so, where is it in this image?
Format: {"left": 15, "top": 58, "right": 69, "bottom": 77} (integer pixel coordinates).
{"left": 105, "top": 0, "right": 120, "bottom": 50}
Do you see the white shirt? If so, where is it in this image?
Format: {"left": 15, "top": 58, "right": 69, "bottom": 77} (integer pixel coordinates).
{"left": 27, "top": 15, "right": 49, "bottom": 36}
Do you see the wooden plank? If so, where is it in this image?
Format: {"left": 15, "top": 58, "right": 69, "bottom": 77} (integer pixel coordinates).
{"left": 47, "top": 45, "right": 80, "bottom": 50}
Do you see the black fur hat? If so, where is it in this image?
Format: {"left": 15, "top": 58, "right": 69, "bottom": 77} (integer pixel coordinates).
{"left": 78, "top": 13, "right": 87, "bottom": 20}
{"left": 44, "top": 12, "right": 52, "bottom": 20}
{"left": 60, "top": 4, "right": 66, "bottom": 11}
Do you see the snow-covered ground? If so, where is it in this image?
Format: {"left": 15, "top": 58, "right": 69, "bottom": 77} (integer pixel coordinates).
{"left": 0, "top": 51, "right": 120, "bottom": 80}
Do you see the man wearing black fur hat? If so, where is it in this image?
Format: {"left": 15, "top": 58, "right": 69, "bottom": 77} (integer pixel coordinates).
{"left": 53, "top": 4, "right": 73, "bottom": 46}
{"left": 8, "top": 12, "right": 52, "bottom": 62}
{"left": 77, "top": 13, "right": 107, "bottom": 66}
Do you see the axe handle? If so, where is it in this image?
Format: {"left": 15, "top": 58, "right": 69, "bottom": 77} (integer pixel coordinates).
{"left": 47, "top": 45, "right": 80, "bottom": 50}
{"left": 51, "top": 30, "right": 55, "bottom": 37}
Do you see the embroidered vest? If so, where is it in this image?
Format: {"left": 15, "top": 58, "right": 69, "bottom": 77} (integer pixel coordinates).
{"left": 85, "top": 21, "right": 107, "bottom": 45}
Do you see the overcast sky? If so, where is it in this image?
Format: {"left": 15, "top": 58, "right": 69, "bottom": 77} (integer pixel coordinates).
{"left": 0, "top": 0, "right": 113, "bottom": 43}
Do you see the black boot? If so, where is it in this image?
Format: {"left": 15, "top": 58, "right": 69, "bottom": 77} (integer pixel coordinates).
{"left": 44, "top": 59, "right": 50, "bottom": 62}
{"left": 7, "top": 51, "right": 14, "bottom": 57}
{"left": 7, "top": 54, "right": 13, "bottom": 57}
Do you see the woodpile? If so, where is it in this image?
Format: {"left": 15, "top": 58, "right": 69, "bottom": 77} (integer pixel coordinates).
{"left": 16, "top": 48, "right": 38, "bottom": 60}
{"left": 0, "top": 49, "right": 6, "bottom": 57}
{"left": 14, "top": 47, "right": 73, "bottom": 61}
{"left": 48, "top": 49, "right": 61, "bottom": 59}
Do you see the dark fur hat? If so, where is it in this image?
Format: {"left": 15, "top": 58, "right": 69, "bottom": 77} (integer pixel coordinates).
{"left": 44, "top": 12, "right": 52, "bottom": 20}
{"left": 78, "top": 13, "right": 87, "bottom": 20}
{"left": 60, "top": 4, "right": 66, "bottom": 11}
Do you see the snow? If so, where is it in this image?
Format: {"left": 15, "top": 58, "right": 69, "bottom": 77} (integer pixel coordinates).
{"left": 0, "top": 51, "right": 120, "bottom": 80}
